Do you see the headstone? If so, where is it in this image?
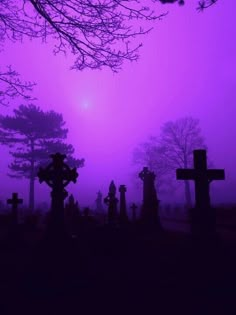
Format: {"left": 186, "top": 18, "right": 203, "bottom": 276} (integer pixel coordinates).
{"left": 37, "top": 153, "right": 78, "bottom": 240}
{"left": 95, "top": 191, "right": 104, "bottom": 213}
{"left": 104, "top": 180, "right": 119, "bottom": 226}
{"left": 176, "top": 149, "right": 225, "bottom": 236}
{"left": 139, "top": 167, "right": 161, "bottom": 227}
{"left": 119, "top": 185, "right": 129, "bottom": 225}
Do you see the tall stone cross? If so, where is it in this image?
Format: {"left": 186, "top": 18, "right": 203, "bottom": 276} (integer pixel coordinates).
{"left": 104, "top": 180, "right": 119, "bottom": 226}
{"left": 38, "top": 153, "right": 78, "bottom": 238}
{"left": 139, "top": 167, "right": 152, "bottom": 208}
{"left": 119, "top": 185, "right": 128, "bottom": 225}
{"left": 176, "top": 150, "right": 225, "bottom": 210}
{"left": 7, "top": 192, "right": 23, "bottom": 225}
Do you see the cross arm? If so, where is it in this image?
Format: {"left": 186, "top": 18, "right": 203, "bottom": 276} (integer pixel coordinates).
{"left": 207, "top": 169, "right": 225, "bottom": 180}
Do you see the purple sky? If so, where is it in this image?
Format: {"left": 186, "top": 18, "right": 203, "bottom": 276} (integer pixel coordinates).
{"left": 1, "top": 0, "right": 236, "bottom": 208}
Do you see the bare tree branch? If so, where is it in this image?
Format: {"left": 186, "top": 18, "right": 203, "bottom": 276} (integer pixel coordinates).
{"left": 158, "top": 0, "right": 218, "bottom": 10}
{"left": 0, "top": 65, "right": 36, "bottom": 106}
{"left": 0, "top": 0, "right": 168, "bottom": 72}
{"left": 197, "top": 0, "right": 218, "bottom": 12}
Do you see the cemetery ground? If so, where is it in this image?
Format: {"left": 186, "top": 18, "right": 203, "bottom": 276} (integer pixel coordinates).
{"left": 0, "top": 210, "right": 236, "bottom": 315}
{"left": 0, "top": 150, "right": 234, "bottom": 314}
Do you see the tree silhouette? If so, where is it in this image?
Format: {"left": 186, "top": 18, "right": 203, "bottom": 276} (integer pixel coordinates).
{"left": 0, "top": 104, "right": 84, "bottom": 211}
{"left": 159, "top": 117, "right": 206, "bottom": 207}
{"left": 133, "top": 117, "right": 207, "bottom": 206}
{"left": 133, "top": 136, "right": 176, "bottom": 196}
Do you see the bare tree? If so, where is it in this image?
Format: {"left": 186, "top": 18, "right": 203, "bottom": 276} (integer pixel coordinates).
{"left": 133, "top": 117, "right": 207, "bottom": 206}
{"left": 158, "top": 117, "right": 206, "bottom": 206}
{"left": 0, "top": 66, "right": 35, "bottom": 106}
{"left": 133, "top": 136, "right": 176, "bottom": 196}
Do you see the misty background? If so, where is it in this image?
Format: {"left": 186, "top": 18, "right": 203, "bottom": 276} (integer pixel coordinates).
{"left": 0, "top": 0, "right": 235, "bottom": 208}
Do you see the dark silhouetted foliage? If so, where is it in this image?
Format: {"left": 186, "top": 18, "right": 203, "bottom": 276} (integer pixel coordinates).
{"left": 0, "top": 104, "right": 84, "bottom": 210}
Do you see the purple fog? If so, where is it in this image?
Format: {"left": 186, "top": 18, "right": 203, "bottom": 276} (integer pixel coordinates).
{"left": 0, "top": 0, "right": 235, "bottom": 208}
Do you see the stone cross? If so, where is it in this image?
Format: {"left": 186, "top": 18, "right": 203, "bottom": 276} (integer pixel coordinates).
{"left": 119, "top": 185, "right": 128, "bottom": 225}
{"left": 37, "top": 153, "right": 78, "bottom": 238}
{"left": 104, "top": 180, "right": 118, "bottom": 225}
{"left": 176, "top": 150, "right": 225, "bottom": 209}
{"left": 7, "top": 192, "right": 23, "bottom": 225}
{"left": 139, "top": 167, "right": 151, "bottom": 207}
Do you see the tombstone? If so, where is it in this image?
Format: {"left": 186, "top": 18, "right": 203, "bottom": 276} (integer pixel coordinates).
{"left": 38, "top": 153, "right": 78, "bottom": 240}
{"left": 176, "top": 149, "right": 225, "bottom": 237}
{"left": 95, "top": 191, "right": 104, "bottom": 213}
{"left": 104, "top": 181, "right": 119, "bottom": 226}
{"left": 139, "top": 167, "right": 161, "bottom": 227}
{"left": 130, "top": 203, "right": 138, "bottom": 222}
{"left": 7, "top": 193, "right": 23, "bottom": 227}
{"left": 119, "top": 185, "right": 129, "bottom": 225}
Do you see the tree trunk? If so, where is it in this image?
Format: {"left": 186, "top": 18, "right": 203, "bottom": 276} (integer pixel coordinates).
{"left": 29, "top": 140, "right": 35, "bottom": 212}
{"left": 184, "top": 180, "right": 192, "bottom": 208}
{"left": 29, "top": 174, "right": 35, "bottom": 212}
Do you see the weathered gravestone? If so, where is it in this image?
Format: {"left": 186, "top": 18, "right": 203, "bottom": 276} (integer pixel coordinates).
{"left": 176, "top": 149, "right": 225, "bottom": 237}
{"left": 104, "top": 181, "right": 119, "bottom": 226}
{"left": 139, "top": 167, "right": 161, "bottom": 228}
{"left": 95, "top": 191, "right": 104, "bottom": 213}
{"left": 119, "top": 185, "right": 129, "bottom": 225}
{"left": 38, "top": 153, "right": 78, "bottom": 240}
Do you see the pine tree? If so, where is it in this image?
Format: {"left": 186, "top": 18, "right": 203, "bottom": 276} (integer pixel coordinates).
{"left": 0, "top": 104, "right": 84, "bottom": 211}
